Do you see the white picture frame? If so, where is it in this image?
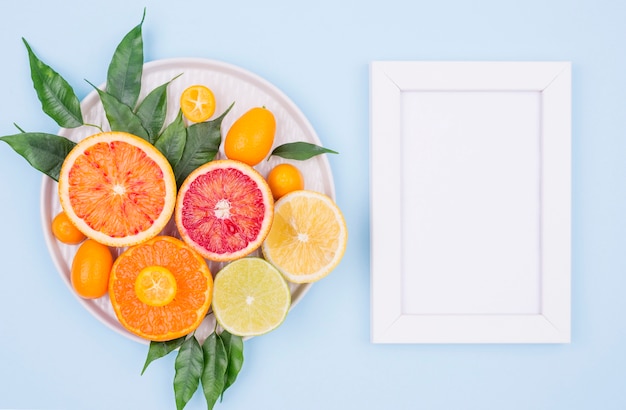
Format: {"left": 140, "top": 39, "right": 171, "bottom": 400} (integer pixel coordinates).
{"left": 370, "top": 61, "right": 571, "bottom": 343}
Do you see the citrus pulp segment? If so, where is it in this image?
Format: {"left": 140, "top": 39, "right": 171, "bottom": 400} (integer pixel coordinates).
{"left": 261, "top": 190, "right": 347, "bottom": 283}
{"left": 57, "top": 131, "right": 177, "bottom": 248}
{"left": 211, "top": 257, "right": 291, "bottom": 337}
{"left": 175, "top": 159, "right": 274, "bottom": 262}
{"left": 109, "top": 236, "right": 213, "bottom": 342}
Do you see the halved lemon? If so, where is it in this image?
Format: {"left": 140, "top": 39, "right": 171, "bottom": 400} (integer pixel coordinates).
{"left": 262, "top": 190, "right": 347, "bottom": 283}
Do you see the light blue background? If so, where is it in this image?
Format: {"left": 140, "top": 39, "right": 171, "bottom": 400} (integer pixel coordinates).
{"left": 1, "top": 0, "right": 624, "bottom": 409}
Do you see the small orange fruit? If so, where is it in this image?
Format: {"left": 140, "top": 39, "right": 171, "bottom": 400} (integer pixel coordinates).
{"left": 51, "top": 211, "right": 86, "bottom": 244}
{"left": 180, "top": 85, "right": 216, "bottom": 123}
{"left": 224, "top": 106, "right": 276, "bottom": 166}
{"left": 58, "top": 131, "right": 177, "bottom": 248}
{"left": 70, "top": 239, "right": 113, "bottom": 299}
{"left": 175, "top": 159, "right": 274, "bottom": 262}
{"left": 266, "top": 163, "right": 304, "bottom": 200}
{"left": 109, "top": 236, "right": 213, "bottom": 342}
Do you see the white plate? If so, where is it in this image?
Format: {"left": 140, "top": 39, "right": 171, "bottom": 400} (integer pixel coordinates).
{"left": 40, "top": 58, "right": 335, "bottom": 344}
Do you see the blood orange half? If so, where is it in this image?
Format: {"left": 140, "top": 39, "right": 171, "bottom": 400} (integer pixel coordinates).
{"left": 175, "top": 159, "right": 274, "bottom": 262}
{"left": 109, "top": 236, "right": 213, "bottom": 341}
{"left": 58, "top": 131, "right": 177, "bottom": 247}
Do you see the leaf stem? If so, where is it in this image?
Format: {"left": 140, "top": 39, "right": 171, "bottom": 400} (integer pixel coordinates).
{"left": 83, "top": 123, "right": 104, "bottom": 132}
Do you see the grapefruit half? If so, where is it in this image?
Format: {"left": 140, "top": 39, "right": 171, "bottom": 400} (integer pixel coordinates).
{"left": 109, "top": 236, "right": 213, "bottom": 341}
{"left": 58, "top": 131, "right": 176, "bottom": 247}
{"left": 175, "top": 159, "right": 274, "bottom": 262}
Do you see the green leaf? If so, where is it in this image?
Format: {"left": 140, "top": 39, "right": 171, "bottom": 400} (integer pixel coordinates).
{"left": 88, "top": 81, "right": 150, "bottom": 142}
{"left": 0, "top": 132, "right": 75, "bottom": 181}
{"left": 135, "top": 75, "right": 181, "bottom": 141}
{"left": 269, "top": 141, "right": 338, "bottom": 161}
{"left": 106, "top": 9, "right": 145, "bottom": 108}
{"left": 141, "top": 336, "right": 186, "bottom": 375}
{"left": 174, "top": 336, "right": 204, "bottom": 410}
{"left": 174, "top": 102, "right": 234, "bottom": 187}
{"left": 201, "top": 332, "right": 228, "bottom": 410}
{"left": 154, "top": 110, "right": 186, "bottom": 169}
{"left": 22, "top": 38, "right": 83, "bottom": 128}
{"left": 218, "top": 330, "right": 244, "bottom": 400}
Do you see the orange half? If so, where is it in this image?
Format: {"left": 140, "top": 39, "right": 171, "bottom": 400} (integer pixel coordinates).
{"left": 58, "top": 131, "right": 176, "bottom": 247}
{"left": 109, "top": 236, "right": 213, "bottom": 341}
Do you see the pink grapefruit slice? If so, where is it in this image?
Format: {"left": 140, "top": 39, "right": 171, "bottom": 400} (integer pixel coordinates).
{"left": 175, "top": 159, "right": 274, "bottom": 261}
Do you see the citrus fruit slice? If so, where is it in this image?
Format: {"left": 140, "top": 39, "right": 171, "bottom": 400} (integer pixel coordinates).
{"left": 212, "top": 257, "right": 291, "bottom": 337}
{"left": 224, "top": 106, "right": 276, "bottom": 166}
{"left": 175, "top": 159, "right": 274, "bottom": 262}
{"left": 134, "top": 266, "right": 178, "bottom": 307}
{"left": 262, "top": 190, "right": 347, "bottom": 283}
{"left": 180, "top": 85, "right": 216, "bottom": 123}
{"left": 58, "top": 131, "right": 177, "bottom": 248}
{"left": 109, "top": 236, "right": 213, "bottom": 341}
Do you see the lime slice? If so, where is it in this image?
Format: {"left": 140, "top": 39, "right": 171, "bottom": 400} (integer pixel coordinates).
{"left": 212, "top": 257, "right": 291, "bottom": 337}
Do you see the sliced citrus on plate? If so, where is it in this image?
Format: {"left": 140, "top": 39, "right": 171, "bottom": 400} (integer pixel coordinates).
{"left": 212, "top": 257, "right": 291, "bottom": 337}
{"left": 58, "top": 131, "right": 177, "bottom": 248}
{"left": 180, "top": 85, "right": 216, "bottom": 123}
{"left": 175, "top": 159, "right": 274, "bottom": 262}
{"left": 262, "top": 190, "right": 347, "bottom": 283}
{"left": 109, "top": 236, "right": 213, "bottom": 341}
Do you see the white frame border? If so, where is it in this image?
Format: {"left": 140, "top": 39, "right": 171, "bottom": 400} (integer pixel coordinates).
{"left": 370, "top": 61, "right": 571, "bottom": 343}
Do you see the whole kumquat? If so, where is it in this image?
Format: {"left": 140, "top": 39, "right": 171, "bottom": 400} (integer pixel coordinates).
{"left": 70, "top": 239, "right": 113, "bottom": 299}
{"left": 224, "top": 106, "right": 276, "bottom": 166}
{"left": 51, "top": 211, "right": 86, "bottom": 244}
{"left": 266, "top": 163, "right": 304, "bottom": 200}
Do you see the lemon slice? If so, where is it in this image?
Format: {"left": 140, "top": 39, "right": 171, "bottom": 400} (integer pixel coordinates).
{"left": 261, "top": 190, "right": 347, "bottom": 283}
{"left": 212, "top": 257, "right": 291, "bottom": 337}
